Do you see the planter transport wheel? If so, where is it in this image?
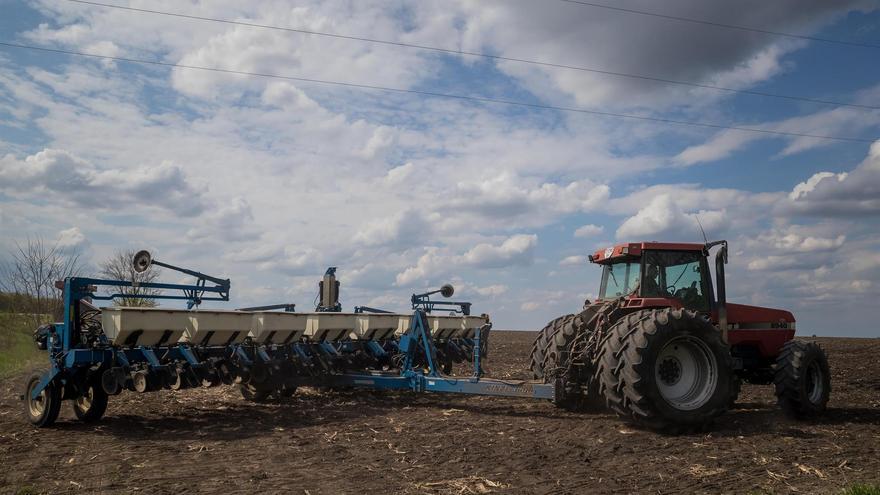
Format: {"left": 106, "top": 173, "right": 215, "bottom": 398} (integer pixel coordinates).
{"left": 23, "top": 371, "right": 62, "bottom": 427}
{"left": 72, "top": 379, "right": 109, "bottom": 422}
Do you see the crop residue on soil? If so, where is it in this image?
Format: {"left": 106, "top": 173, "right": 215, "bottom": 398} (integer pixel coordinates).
{"left": 1, "top": 333, "right": 878, "bottom": 494}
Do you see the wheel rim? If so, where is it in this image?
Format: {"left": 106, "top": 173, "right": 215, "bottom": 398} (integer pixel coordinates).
{"left": 134, "top": 372, "right": 148, "bottom": 393}
{"left": 75, "top": 386, "right": 93, "bottom": 412}
{"left": 655, "top": 335, "right": 718, "bottom": 411}
{"left": 27, "top": 379, "right": 46, "bottom": 418}
{"left": 806, "top": 361, "right": 825, "bottom": 404}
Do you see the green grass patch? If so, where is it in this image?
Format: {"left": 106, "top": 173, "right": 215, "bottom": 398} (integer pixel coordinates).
{"left": 0, "top": 312, "right": 43, "bottom": 378}
{"left": 843, "top": 485, "right": 880, "bottom": 495}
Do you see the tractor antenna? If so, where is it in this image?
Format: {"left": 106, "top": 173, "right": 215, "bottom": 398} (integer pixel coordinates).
{"left": 695, "top": 215, "right": 709, "bottom": 244}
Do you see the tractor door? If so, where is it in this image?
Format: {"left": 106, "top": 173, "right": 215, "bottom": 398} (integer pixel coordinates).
{"left": 641, "top": 250, "right": 712, "bottom": 311}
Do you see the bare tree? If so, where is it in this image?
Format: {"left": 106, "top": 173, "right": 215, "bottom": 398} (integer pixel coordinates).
{"left": 1, "top": 237, "right": 84, "bottom": 325}
{"left": 99, "top": 249, "right": 161, "bottom": 307}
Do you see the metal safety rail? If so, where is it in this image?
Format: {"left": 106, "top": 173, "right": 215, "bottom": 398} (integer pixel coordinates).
{"left": 23, "top": 251, "right": 554, "bottom": 427}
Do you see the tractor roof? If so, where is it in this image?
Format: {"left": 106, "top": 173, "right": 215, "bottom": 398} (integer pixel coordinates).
{"left": 589, "top": 242, "right": 705, "bottom": 264}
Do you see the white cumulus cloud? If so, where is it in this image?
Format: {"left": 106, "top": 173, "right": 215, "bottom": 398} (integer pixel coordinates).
{"left": 395, "top": 234, "right": 538, "bottom": 285}
{"left": 573, "top": 224, "right": 604, "bottom": 238}
{"left": 460, "top": 234, "right": 538, "bottom": 269}
{"left": 787, "top": 140, "right": 880, "bottom": 215}
{"left": 56, "top": 226, "right": 88, "bottom": 252}
{"left": 0, "top": 149, "right": 207, "bottom": 215}
{"left": 473, "top": 284, "right": 508, "bottom": 297}
{"left": 560, "top": 255, "right": 587, "bottom": 266}
{"left": 615, "top": 194, "right": 727, "bottom": 241}
{"left": 186, "top": 197, "right": 259, "bottom": 243}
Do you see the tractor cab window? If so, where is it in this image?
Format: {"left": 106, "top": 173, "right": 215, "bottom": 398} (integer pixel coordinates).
{"left": 599, "top": 261, "right": 641, "bottom": 299}
{"left": 642, "top": 250, "right": 709, "bottom": 311}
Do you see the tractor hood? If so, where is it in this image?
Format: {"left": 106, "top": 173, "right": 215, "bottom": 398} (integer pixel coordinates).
{"left": 725, "top": 303, "right": 795, "bottom": 330}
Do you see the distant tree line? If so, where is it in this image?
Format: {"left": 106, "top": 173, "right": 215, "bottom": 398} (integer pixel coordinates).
{"left": 0, "top": 238, "right": 161, "bottom": 328}
{"left": 0, "top": 238, "right": 83, "bottom": 326}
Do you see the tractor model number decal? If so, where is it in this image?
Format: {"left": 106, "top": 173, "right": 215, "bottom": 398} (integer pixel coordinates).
{"left": 729, "top": 322, "right": 794, "bottom": 330}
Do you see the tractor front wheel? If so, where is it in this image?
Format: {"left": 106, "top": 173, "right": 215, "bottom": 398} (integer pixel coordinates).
{"left": 596, "top": 309, "right": 735, "bottom": 431}
{"left": 774, "top": 340, "right": 830, "bottom": 417}
{"left": 23, "top": 371, "right": 62, "bottom": 427}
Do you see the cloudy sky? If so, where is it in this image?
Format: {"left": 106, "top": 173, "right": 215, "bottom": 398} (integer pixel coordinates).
{"left": 1, "top": 0, "right": 879, "bottom": 335}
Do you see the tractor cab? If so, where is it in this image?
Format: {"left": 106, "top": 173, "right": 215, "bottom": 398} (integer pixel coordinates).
{"left": 591, "top": 242, "right": 715, "bottom": 312}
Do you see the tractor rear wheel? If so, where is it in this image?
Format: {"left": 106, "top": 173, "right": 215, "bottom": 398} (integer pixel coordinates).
{"left": 530, "top": 309, "right": 601, "bottom": 409}
{"left": 72, "top": 379, "right": 109, "bottom": 423}
{"left": 23, "top": 371, "right": 62, "bottom": 427}
{"left": 596, "top": 309, "right": 735, "bottom": 431}
{"left": 774, "top": 340, "right": 830, "bottom": 417}
{"left": 529, "top": 314, "right": 574, "bottom": 380}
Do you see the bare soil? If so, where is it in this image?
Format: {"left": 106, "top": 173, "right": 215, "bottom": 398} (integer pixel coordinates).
{"left": 1, "top": 333, "right": 878, "bottom": 494}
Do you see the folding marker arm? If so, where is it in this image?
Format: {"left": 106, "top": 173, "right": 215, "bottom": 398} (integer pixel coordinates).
{"left": 129, "top": 250, "right": 230, "bottom": 308}
{"left": 411, "top": 284, "right": 472, "bottom": 315}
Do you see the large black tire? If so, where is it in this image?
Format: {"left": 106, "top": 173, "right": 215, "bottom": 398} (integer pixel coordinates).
{"left": 529, "top": 314, "right": 574, "bottom": 380}
{"left": 531, "top": 310, "right": 602, "bottom": 409}
{"left": 774, "top": 340, "right": 830, "bottom": 417}
{"left": 23, "top": 371, "right": 62, "bottom": 427}
{"left": 72, "top": 379, "right": 109, "bottom": 423}
{"left": 596, "top": 309, "right": 735, "bottom": 431}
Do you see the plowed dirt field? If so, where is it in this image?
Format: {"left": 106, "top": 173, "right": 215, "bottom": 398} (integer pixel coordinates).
{"left": 2, "top": 333, "right": 878, "bottom": 494}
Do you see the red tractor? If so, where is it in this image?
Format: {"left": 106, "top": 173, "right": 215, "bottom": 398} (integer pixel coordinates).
{"left": 530, "top": 240, "right": 830, "bottom": 430}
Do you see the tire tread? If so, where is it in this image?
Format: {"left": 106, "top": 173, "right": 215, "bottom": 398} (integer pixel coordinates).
{"left": 596, "top": 309, "right": 734, "bottom": 431}
{"left": 773, "top": 340, "right": 830, "bottom": 417}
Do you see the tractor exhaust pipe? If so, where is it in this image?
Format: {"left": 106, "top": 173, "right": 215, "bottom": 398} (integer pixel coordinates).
{"left": 712, "top": 241, "right": 729, "bottom": 342}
